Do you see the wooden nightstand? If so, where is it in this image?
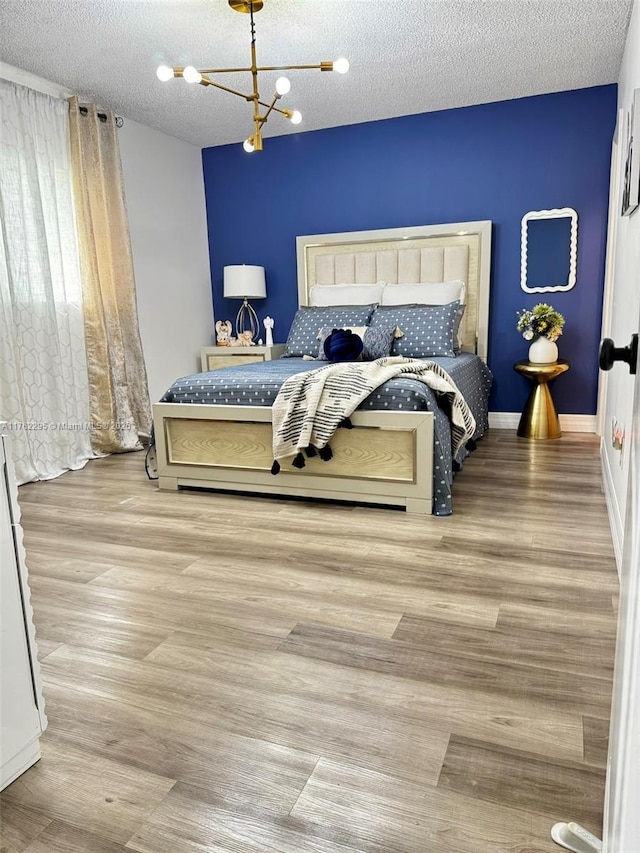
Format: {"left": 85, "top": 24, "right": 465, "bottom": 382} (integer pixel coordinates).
{"left": 201, "top": 344, "right": 286, "bottom": 372}
{"left": 513, "top": 359, "right": 570, "bottom": 439}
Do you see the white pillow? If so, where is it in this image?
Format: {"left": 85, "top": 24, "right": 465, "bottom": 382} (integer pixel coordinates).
{"left": 381, "top": 280, "right": 466, "bottom": 306}
{"left": 309, "top": 283, "right": 385, "bottom": 307}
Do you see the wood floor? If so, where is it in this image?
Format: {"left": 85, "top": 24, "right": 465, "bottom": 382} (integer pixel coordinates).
{"left": 0, "top": 430, "right": 618, "bottom": 853}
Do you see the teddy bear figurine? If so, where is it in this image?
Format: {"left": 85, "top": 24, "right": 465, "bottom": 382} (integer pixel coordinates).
{"left": 229, "top": 331, "right": 255, "bottom": 347}
{"left": 215, "top": 320, "right": 232, "bottom": 346}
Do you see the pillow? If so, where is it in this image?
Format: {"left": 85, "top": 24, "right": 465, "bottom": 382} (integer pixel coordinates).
{"left": 369, "top": 303, "right": 461, "bottom": 358}
{"left": 379, "top": 301, "right": 466, "bottom": 351}
{"left": 381, "top": 280, "right": 465, "bottom": 306}
{"left": 323, "top": 329, "right": 364, "bottom": 362}
{"left": 309, "top": 283, "right": 385, "bottom": 307}
{"left": 316, "top": 324, "right": 398, "bottom": 361}
{"left": 283, "top": 305, "right": 376, "bottom": 358}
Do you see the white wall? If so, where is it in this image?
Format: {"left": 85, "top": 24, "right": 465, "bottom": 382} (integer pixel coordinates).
{"left": 118, "top": 119, "right": 213, "bottom": 402}
{"left": 600, "top": 0, "right": 640, "bottom": 567}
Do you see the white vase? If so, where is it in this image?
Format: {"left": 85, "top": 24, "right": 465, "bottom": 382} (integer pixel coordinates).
{"left": 528, "top": 336, "right": 558, "bottom": 364}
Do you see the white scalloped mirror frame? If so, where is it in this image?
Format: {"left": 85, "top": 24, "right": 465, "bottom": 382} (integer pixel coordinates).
{"left": 520, "top": 207, "right": 578, "bottom": 294}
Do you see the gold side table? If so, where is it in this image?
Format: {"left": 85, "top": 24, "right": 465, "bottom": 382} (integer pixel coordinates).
{"left": 513, "top": 359, "right": 570, "bottom": 439}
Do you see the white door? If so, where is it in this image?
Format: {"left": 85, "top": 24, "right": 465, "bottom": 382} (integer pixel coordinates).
{"left": 0, "top": 437, "right": 43, "bottom": 789}
{"left": 603, "top": 328, "right": 640, "bottom": 851}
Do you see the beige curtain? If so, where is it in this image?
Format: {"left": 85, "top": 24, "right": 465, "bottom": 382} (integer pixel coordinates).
{"left": 68, "top": 97, "right": 150, "bottom": 454}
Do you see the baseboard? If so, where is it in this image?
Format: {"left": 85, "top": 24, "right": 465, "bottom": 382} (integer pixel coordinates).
{"left": 1, "top": 737, "right": 41, "bottom": 791}
{"left": 489, "top": 412, "right": 597, "bottom": 432}
{"left": 489, "top": 412, "right": 523, "bottom": 429}
{"left": 600, "top": 437, "right": 624, "bottom": 576}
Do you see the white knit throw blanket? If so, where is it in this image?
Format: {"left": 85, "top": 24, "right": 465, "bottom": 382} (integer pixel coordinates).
{"left": 272, "top": 356, "right": 476, "bottom": 465}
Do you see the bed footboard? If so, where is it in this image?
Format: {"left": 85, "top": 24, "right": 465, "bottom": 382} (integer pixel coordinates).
{"left": 152, "top": 403, "right": 434, "bottom": 514}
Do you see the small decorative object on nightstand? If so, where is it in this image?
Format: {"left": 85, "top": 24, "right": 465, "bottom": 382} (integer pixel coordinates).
{"left": 264, "top": 316, "right": 274, "bottom": 347}
{"left": 514, "top": 359, "right": 570, "bottom": 439}
{"left": 215, "top": 319, "right": 233, "bottom": 346}
{"left": 229, "top": 331, "right": 255, "bottom": 347}
{"left": 201, "top": 343, "right": 285, "bottom": 372}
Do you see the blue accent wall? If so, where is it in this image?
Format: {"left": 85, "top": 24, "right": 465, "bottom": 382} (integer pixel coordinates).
{"left": 202, "top": 85, "right": 617, "bottom": 413}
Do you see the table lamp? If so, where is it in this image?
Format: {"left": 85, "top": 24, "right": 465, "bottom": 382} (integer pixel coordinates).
{"left": 223, "top": 265, "right": 267, "bottom": 342}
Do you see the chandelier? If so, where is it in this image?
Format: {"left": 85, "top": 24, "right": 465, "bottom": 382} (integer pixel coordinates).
{"left": 156, "top": 0, "right": 349, "bottom": 153}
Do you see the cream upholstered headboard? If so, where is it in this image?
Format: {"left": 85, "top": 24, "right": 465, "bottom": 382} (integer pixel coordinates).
{"left": 296, "top": 220, "right": 492, "bottom": 360}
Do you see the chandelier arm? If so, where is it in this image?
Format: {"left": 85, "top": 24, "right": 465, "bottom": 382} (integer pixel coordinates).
{"left": 195, "top": 63, "right": 330, "bottom": 74}
{"left": 256, "top": 100, "right": 292, "bottom": 118}
{"left": 200, "top": 75, "right": 253, "bottom": 101}
{"left": 199, "top": 66, "right": 253, "bottom": 74}
{"left": 256, "top": 63, "right": 334, "bottom": 72}
{"left": 258, "top": 96, "right": 281, "bottom": 124}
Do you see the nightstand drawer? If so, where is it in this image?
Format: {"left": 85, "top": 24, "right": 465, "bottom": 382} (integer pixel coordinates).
{"left": 201, "top": 345, "right": 286, "bottom": 372}
{"left": 205, "top": 353, "right": 265, "bottom": 370}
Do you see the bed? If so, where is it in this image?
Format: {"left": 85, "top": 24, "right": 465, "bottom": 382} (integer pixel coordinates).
{"left": 152, "top": 220, "right": 493, "bottom": 516}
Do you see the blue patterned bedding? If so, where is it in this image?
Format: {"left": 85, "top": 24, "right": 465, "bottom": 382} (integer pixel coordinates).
{"left": 159, "top": 354, "right": 492, "bottom": 516}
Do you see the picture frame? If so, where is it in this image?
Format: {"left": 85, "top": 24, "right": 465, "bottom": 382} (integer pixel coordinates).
{"left": 621, "top": 88, "right": 640, "bottom": 217}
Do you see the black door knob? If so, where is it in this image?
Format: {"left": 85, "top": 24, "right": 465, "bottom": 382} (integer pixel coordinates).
{"left": 599, "top": 334, "right": 638, "bottom": 374}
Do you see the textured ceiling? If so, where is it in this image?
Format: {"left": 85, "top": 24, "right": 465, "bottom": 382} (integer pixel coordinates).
{"left": 0, "top": 0, "right": 632, "bottom": 149}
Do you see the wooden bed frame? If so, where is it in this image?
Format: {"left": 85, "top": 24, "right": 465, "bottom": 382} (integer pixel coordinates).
{"left": 153, "top": 220, "right": 492, "bottom": 514}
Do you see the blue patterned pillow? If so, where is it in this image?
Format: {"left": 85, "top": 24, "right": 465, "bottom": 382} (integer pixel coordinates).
{"left": 283, "top": 305, "right": 376, "bottom": 358}
{"left": 316, "top": 324, "right": 397, "bottom": 361}
{"left": 369, "top": 302, "right": 460, "bottom": 358}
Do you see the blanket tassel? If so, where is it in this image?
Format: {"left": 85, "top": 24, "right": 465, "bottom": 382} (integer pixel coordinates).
{"left": 466, "top": 438, "right": 477, "bottom": 452}
{"left": 319, "top": 445, "right": 333, "bottom": 462}
{"left": 340, "top": 417, "right": 353, "bottom": 429}
{"left": 305, "top": 445, "right": 318, "bottom": 458}
{"left": 292, "top": 452, "right": 306, "bottom": 469}
{"left": 270, "top": 460, "right": 281, "bottom": 475}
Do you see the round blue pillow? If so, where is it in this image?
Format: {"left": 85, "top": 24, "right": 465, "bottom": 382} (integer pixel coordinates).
{"left": 323, "top": 328, "right": 363, "bottom": 362}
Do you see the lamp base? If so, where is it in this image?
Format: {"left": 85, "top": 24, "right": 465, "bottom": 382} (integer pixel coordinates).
{"left": 229, "top": 0, "right": 263, "bottom": 13}
{"left": 235, "top": 299, "right": 260, "bottom": 341}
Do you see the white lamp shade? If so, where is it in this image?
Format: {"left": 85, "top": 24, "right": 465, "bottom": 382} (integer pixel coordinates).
{"left": 223, "top": 265, "right": 266, "bottom": 299}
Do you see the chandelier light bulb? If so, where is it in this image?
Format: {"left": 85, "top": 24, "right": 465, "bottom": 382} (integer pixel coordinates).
{"left": 243, "top": 138, "right": 255, "bottom": 153}
{"left": 290, "top": 110, "right": 302, "bottom": 125}
{"left": 183, "top": 66, "right": 202, "bottom": 84}
{"left": 275, "top": 76, "right": 291, "bottom": 96}
{"left": 156, "top": 65, "right": 174, "bottom": 82}
{"left": 333, "top": 57, "right": 349, "bottom": 74}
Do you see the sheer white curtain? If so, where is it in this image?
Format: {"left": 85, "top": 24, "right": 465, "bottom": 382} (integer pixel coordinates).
{"left": 0, "top": 79, "right": 94, "bottom": 483}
